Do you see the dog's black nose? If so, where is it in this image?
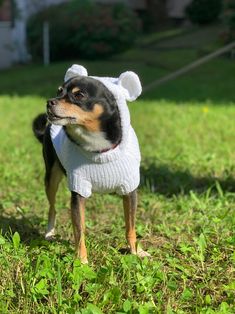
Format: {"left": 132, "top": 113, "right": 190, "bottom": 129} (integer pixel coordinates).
{"left": 47, "top": 99, "right": 57, "bottom": 108}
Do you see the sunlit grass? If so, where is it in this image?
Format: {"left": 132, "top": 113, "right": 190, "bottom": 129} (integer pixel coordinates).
{"left": 0, "top": 34, "right": 235, "bottom": 312}
{"left": 0, "top": 88, "right": 235, "bottom": 312}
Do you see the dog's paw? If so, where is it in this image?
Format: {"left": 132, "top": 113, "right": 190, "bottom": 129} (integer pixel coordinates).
{"left": 81, "top": 257, "right": 89, "bottom": 264}
{"left": 136, "top": 248, "right": 151, "bottom": 258}
{"left": 45, "top": 229, "right": 55, "bottom": 241}
{"left": 75, "top": 254, "right": 88, "bottom": 264}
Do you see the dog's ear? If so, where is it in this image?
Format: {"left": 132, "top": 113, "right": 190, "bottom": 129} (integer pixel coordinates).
{"left": 64, "top": 64, "right": 88, "bottom": 82}
{"left": 118, "top": 71, "right": 142, "bottom": 101}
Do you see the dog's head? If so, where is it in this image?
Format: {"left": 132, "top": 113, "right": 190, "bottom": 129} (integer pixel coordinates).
{"left": 47, "top": 65, "right": 142, "bottom": 151}
{"left": 47, "top": 76, "right": 119, "bottom": 131}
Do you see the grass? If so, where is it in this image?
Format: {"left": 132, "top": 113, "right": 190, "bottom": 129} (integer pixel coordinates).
{"left": 0, "top": 27, "right": 235, "bottom": 313}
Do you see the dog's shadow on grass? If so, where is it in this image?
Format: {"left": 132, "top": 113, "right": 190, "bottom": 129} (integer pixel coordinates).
{"left": 0, "top": 213, "right": 72, "bottom": 250}
{"left": 0, "top": 214, "right": 44, "bottom": 244}
{"left": 140, "top": 162, "right": 235, "bottom": 196}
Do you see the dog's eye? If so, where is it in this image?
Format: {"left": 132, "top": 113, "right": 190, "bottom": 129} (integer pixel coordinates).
{"left": 74, "top": 91, "right": 85, "bottom": 100}
{"left": 57, "top": 86, "right": 63, "bottom": 96}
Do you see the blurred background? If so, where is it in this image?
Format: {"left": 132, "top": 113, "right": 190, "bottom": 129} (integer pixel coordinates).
{"left": 0, "top": 0, "right": 232, "bottom": 69}
{"left": 1, "top": 0, "right": 235, "bottom": 101}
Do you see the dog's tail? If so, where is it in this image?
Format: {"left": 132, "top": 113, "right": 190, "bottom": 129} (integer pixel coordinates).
{"left": 32, "top": 113, "right": 48, "bottom": 143}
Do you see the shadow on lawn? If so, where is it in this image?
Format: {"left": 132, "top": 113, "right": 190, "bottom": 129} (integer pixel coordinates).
{"left": 0, "top": 213, "right": 73, "bottom": 250}
{"left": 140, "top": 162, "right": 235, "bottom": 196}
{"left": 0, "top": 214, "right": 43, "bottom": 243}
{"left": 1, "top": 60, "right": 235, "bottom": 105}
{"left": 141, "top": 78, "right": 235, "bottom": 104}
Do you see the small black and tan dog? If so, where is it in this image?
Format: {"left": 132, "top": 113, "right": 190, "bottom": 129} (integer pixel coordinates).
{"left": 33, "top": 65, "right": 149, "bottom": 263}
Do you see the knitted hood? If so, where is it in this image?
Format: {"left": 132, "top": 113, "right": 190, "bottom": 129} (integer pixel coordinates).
{"left": 51, "top": 64, "right": 142, "bottom": 164}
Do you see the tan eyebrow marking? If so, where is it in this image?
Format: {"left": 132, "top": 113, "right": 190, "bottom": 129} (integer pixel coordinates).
{"left": 72, "top": 87, "right": 80, "bottom": 94}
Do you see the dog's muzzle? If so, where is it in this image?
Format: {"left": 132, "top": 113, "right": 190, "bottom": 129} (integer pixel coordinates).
{"left": 47, "top": 99, "right": 58, "bottom": 109}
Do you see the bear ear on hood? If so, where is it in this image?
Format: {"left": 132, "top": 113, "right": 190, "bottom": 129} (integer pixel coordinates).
{"left": 118, "top": 71, "right": 142, "bottom": 102}
{"left": 64, "top": 64, "right": 88, "bottom": 82}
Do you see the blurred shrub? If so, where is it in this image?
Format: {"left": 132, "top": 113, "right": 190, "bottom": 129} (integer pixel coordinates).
{"left": 221, "top": 0, "right": 235, "bottom": 43}
{"left": 27, "top": 0, "right": 141, "bottom": 61}
{"left": 185, "top": 0, "right": 222, "bottom": 25}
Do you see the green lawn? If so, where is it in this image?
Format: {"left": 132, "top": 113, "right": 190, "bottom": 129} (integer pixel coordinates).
{"left": 0, "top": 31, "right": 235, "bottom": 313}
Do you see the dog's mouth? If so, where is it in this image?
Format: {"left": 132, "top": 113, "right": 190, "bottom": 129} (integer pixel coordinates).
{"left": 47, "top": 111, "right": 76, "bottom": 123}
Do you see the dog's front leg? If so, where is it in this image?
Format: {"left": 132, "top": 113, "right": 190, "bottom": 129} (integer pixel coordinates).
{"left": 71, "top": 191, "right": 88, "bottom": 264}
{"left": 123, "top": 190, "right": 138, "bottom": 254}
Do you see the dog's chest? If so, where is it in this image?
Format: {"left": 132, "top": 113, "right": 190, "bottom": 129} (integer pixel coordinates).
{"left": 50, "top": 125, "right": 141, "bottom": 198}
{"left": 66, "top": 125, "right": 112, "bottom": 152}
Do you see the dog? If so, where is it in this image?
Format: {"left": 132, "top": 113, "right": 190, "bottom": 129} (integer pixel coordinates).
{"left": 33, "top": 64, "right": 149, "bottom": 263}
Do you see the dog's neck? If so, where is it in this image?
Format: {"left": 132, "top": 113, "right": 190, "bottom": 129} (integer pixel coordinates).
{"left": 65, "top": 125, "right": 117, "bottom": 152}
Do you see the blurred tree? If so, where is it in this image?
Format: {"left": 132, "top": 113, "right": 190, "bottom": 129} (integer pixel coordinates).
{"left": 222, "top": 0, "right": 235, "bottom": 43}
{"left": 186, "top": 0, "right": 222, "bottom": 24}
{"left": 27, "top": 1, "right": 142, "bottom": 61}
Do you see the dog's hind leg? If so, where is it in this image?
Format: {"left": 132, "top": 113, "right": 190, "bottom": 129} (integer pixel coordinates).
{"left": 71, "top": 192, "right": 88, "bottom": 264}
{"left": 123, "top": 190, "right": 151, "bottom": 258}
{"left": 45, "top": 160, "right": 63, "bottom": 239}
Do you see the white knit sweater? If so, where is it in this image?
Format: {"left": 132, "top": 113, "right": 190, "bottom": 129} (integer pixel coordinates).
{"left": 50, "top": 65, "right": 142, "bottom": 198}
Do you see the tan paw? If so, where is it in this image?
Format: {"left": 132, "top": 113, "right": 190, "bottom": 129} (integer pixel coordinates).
{"left": 75, "top": 255, "right": 88, "bottom": 264}
{"left": 136, "top": 248, "right": 151, "bottom": 258}
{"left": 45, "top": 229, "right": 55, "bottom": 240}
{"left": 81, "top": 257, "right": 89, "bottom": 264}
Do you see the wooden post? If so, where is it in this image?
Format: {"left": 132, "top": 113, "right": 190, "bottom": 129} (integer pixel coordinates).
{"left": 43, "top": 21, "right": 50, "bottom": 66}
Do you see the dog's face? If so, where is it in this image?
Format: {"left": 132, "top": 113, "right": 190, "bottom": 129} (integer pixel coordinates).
{"left": 47, "top": 76, "right": 122, "bottom": 147}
